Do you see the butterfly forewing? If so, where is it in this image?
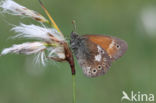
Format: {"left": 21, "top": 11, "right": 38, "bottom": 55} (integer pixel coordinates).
{"left": 84, "top": 35, "right": 128, "bottom": 61}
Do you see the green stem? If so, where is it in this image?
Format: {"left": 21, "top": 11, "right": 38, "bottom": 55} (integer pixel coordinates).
{"left": 72, "top": 74, "right": 76, "bottom": 103}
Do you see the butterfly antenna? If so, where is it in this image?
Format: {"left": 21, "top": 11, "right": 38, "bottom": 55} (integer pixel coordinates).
{"left": 71, "top": 20, "right": 79, "bottom": 39}
{"left": 38, "top": 0, "right": 63, "bottom": 36}
{"left": 72, "top": 20, "right": 77, "bottom": 32}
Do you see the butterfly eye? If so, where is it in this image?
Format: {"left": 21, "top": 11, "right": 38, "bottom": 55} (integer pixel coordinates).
{"left": 116, "top": 44, "right": 120, "bottom": 49}
{"left": 98, "top": 65, "right": 102, "bottom": 70}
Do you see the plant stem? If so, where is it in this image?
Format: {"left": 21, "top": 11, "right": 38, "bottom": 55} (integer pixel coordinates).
{"left": 72, "top": 74, "right": 76, "bottom": 103}
{"left": 63, "top": 42, "right": 76, "bottom": 103}
{"left": 39, "top": 2, "right": 76, "bottom": 102}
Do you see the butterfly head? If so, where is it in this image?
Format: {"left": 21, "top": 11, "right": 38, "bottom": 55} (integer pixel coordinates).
{"left": 70, "top": 31, "right": 82, "bottom": 52}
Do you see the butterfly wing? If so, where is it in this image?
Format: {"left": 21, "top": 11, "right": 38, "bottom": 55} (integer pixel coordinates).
{"left": 70, "top": 32, "right": 111, "bottom": 77}
{"left": 84, "top": 35, "right": 128, "bottom": 61}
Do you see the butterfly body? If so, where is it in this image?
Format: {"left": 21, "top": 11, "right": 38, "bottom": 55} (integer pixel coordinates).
{"left": 70, "top": 32, "right": 128, "bottom": 77}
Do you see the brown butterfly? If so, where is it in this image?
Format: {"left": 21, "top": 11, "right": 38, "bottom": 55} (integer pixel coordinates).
{"left": 70, "top": 31, "right": 128, "bottom": 77}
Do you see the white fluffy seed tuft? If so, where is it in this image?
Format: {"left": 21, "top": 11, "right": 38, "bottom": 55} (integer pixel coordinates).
{"left": 12, "top": 24, "right": 65, "bottom": 42}
{"left": 48, "top": 47, "right": 65, "bottom": 59}
{"left": 1, "top": 42, "right": 46, "bottom": 55}
{"left": 35, "top": 51, "right": 47, "bottom": 66}
{"left": 0, "top": 0, "right": 47, "bottom": 22}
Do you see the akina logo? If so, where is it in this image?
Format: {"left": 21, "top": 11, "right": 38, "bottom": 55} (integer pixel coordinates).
{"left": 121, "top": 91, "right": 154, "bottom": 102}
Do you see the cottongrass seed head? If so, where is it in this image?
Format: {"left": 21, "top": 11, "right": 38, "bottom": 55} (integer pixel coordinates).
{"left": 0, "top": 23, "right": 66, "bottom": 65}
{"left": 0, "top": 0, "right": 66, "bottom": 65}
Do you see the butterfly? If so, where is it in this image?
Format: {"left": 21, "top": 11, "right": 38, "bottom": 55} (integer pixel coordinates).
{"left": 70, "top": 31, "right": 128, "bottom": 77}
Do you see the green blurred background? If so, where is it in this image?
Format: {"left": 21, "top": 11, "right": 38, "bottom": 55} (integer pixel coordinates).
{"left": 0, "top": 0, "right": 156, "bottom": 103}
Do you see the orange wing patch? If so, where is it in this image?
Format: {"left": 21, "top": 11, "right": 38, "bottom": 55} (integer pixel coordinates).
{"left": 84, "top": 35, "right": 117, "bottom": 59}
